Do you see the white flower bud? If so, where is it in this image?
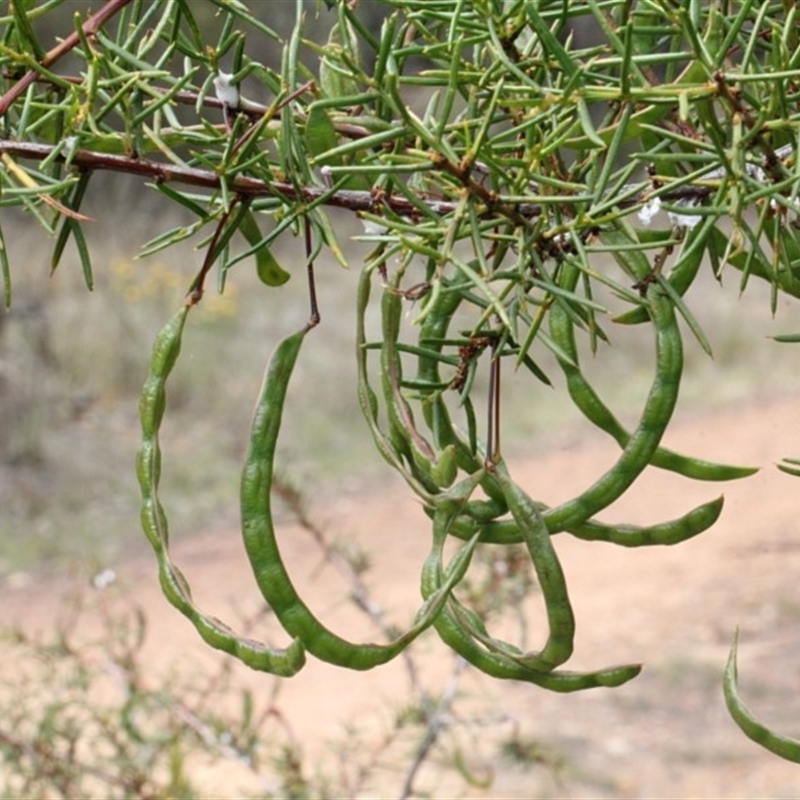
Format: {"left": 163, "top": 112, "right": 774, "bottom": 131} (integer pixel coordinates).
{"left": 213, "top": 71, "right": 239, "bottom": 107}
{"left": 637, "top": 196, "right": 661, "bottom": 226}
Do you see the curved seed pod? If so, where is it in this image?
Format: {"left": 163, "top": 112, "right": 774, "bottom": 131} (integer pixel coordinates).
{"left": 550, "top": 262, "right": 756, "bottom": 482}
{"left": 439, "top": 493, "right": 724, "bottom": 547}
{"left": 415, "top": 279, "right": 508, "bottom": 509}
{"left": 416, "top": 283, "right": 469, "bottom": 441}
{"left": 567, "top": 494, "right": 724, "bottom": 545}
{"left": 724, "top": 631, "right": 800, "bottom": 763}
{"left": 241, "top": 325, "right": 477, "bottom": 669}
{"left": 491, "top": 459, "right": 575, "bottom": 670}
{"left": 421, "top": 503, "right": 641, "bottom": 691}
{"left": 777, "top": 457, "right": 800, "bottom": 478}
{"left": 355, "top": 266, "right": 435, "bottom": 501}
{"left": 380, "top": 282, "right": 452, "bottom": 491}
{"left": 137, "top": 306, "right": 306, "bottom": 677}
{"left": 549, "top": 298, "right": 756, "bottom": 481}
{"left": 542, "top": 276, "right": 685, "bottom": 533}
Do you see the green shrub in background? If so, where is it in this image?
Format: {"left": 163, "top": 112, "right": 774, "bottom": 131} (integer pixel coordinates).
{"left": 1, "top": 0, "right": 800, "bottom": 773}
{"left": 0, "top": 520, "right": 565, "bottom": 800}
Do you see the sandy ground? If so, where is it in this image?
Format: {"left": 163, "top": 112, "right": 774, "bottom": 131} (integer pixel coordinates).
{"left": 4, "top": 394, "right": 800, "bottom": 798}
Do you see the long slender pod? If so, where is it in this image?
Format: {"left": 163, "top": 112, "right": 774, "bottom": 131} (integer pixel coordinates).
{"left": 241, "top": 323, "right": 477, "bottom": 669}
{"left": 439, "top": 493, "right": 724, "bottom": 547}
{"left": 415, "top": 278, "right": 509, "bottom": 510}
{"left": 542, "top": 273, "right": 684, "bottom": 532}
{"left": 379, "top": 278, "right": 452, "bottom": 491}
{"left": 137, "top": 305, "right": 306, "bottom": 677}
{"left": 355, "top": 266, "right": 437, "bottom": 501}
{"left": 416, "top": 280, "right": 474, "bottom": 456}
{"left": 421, "top": 503, "right": 642, "bottom": 691}
{"left": 723, "top": 631, "right": 800, "bottom": 763}
{"left": 488, "top": 459, "right": 575, "bottom": 670}
{"left": 550, "top": 260, "right": 756, "bottom": 481}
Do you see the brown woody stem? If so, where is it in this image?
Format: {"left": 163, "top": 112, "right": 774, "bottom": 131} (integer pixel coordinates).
{"left": 0, "top": 140, "right": 721, "bottom": 223}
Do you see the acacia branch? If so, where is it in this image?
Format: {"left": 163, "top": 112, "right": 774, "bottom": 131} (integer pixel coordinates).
{"left": 4, "top": 139, "right": 787, "bottom": 228}
{"left": 0, "top": 139, "right": 545, "bottom": 220}
{"left": 1, "top": 70, "right": 273, "bottom": 123}
{"left": 0, "top": 0, "right": 135, "bottom": 117}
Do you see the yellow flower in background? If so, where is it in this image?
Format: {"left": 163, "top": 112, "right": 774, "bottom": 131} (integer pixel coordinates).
{"left": 110, "top": 257, "right": 238, "bottom": 316}
{"left": 203, "top": 287, "right": 239, "bottom": 317}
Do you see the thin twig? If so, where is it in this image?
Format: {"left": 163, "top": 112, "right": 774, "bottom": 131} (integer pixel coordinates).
{"left": 0, "top": 0, "right": 136, "bottom": 117}
{"left": 398, "top": 658, "right": 467, "bottom": 800}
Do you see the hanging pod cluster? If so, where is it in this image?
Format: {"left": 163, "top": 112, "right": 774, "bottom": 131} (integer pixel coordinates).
{"left": 122, "top": 0, "right": 799, "bottom": 709}
{"left": 349, "top": 229, "right": 756, "bottom": 690}
{"left": 136, "top": 216, "right": 758, "bottom": 689}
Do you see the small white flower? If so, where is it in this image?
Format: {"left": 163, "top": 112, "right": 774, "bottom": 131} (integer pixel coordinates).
{"left": 638, "top": 196, "right": 661, "bottom": 226}
{"left": 213, "top": 71, "right": 239, "bottom": 107}
{"left": 667, "top": 198, "right": 701, "bottom": 229}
